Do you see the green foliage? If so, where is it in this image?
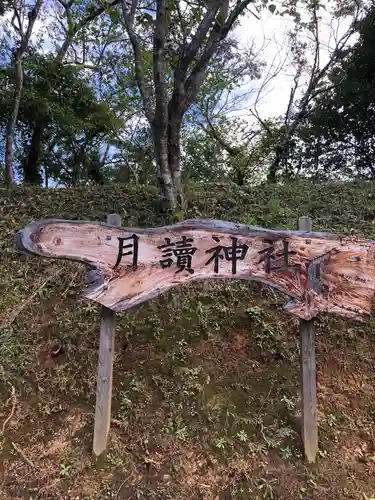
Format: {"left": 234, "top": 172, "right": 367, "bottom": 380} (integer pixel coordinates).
{"left": 292, "top": 5, "right": 375, "bottom": 181}
{"left": 0, "top": 0, "right": 371, "bottom": 199}
{"left": 182, "top": 116, "right": 271, "bottom": 186}
{"left": 0, "top": 54, "right": 121, "bottom": 186}
{"left": 182, "top": 126, "right": 228, "bottom": 184}
{"left": 108, "top": 126, "right": 156, "bottom": 185}
{"left": 0, "top": 0, "right": 267, "bottom": 200}
{"left": 59, "top": 463, "right": 74, "bottom": 477}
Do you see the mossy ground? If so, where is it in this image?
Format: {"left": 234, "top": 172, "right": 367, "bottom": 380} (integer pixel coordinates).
{"left": 1, "top": 181, "right": 375, "bottom": 499}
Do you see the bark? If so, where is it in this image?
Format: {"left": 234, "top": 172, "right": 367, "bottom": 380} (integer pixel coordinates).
{"left": 267, "top": 124, "right": 301, "bottom": 183}
{"left": 153, "top": 123, "right": 176, "bottom": 209}
{"left": 200, "top": 119, "right": 241, "bottom": 157}
{"left": 101, "top": 142, "right": 110, "bottom": 166}
{"left": 152, "top": 0, "right": 175, "bottom": 209}
{"left": 57, "top": 35, "right": 74, "bottom": 62}
{"left": 167, "top": 68, "right": 187, "bottom": 207}
{"left": 168, "top": 108, "right": 183, "bottom": 204}
{"left": 72, "top": 142, "right": 86, "bottom": 186}
{"left": 23, "top": 121, "right": 43, "bottom": 184}
{"left": 199, "top": 118, "right": 248, "bottom": 185}
{"left": 235, "top": 168, "right": 245, "bottom": 186}
{"left": 122, "top": 0, "right": 153, "bottom": 123}
{"left": 4, "top": 0, "right": 43, "bottom": 187}
{"left": 178, "top": 7, "right": 220, "bottom": 73}
{"left": 16, "top": 0, "right": 120, "bottom": 187}
{"left": 268, "top": 146, "right": 282, "bottom": 183}
{"left": 185, "top": 0, "right": 253, "bottom": 104}
{"left": 3, "top": 0, "right": 119, "bottom": 188}
{"left": 57, "top": 0, "right": 122, "bottom": 61}
{"left": 4, "top": 56, "right": 23, "bottom": 186}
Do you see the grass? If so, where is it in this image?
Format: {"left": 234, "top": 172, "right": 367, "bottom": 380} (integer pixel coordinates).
{"left": 1, "top": 180, "right": 375, "bottom": 498}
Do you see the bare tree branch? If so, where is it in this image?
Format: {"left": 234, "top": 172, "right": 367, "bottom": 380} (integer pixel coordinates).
{"left": 179, "top": 5, "right": 220, "bottom": 73}
{"left": 57, "top": 0, "right": 122, "bottom": 61}
{"left": 176, "top": 1, "right": 187, "bottom": 45}
{"left": 284, "top": 62, "right": 302, "bottom": 126}
{"left": 199, "top": 115, "right": 241, "bottom": 157}
{"left": 249, "top": 109, "right": 273, "bottom": 137}
{"left": 185, "top": 0, "right": 254, "bottom": 105}
{"left": 56, "top": 0, "right": 73, "bottom": 9}
{"left": 12, "top": 5, "right": 23, "bottom": 37}
{"left": 4, "top": 0, "right": 44, "bottom": 185}
{"left": 122, "top": 0, "right": 154, "bottom": 123}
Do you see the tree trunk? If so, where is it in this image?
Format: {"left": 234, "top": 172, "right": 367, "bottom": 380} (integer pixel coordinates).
{"left": 168, "top": 109, "right": 183, "bottom": 208}
{"left": 4, "top": 55, "right": 23, "bottom": 187}
{"left": 88, "top": 160, "right": 104, "bottom": 185}
{"left": 268, "top": 144, "right": 285, "bottom": 183}
{"left": 72, "top": 142, "right": 86, "bottom": 186}
{"left": 153, "top": 122, "right": 176, "bottom": 211}
{"left": 235, "top": 167, "right": 245, "bottom": 186}
{"left": 122, "top": 0, "right": 255, "bottom": 210}
{"left": 152, "top": 0, "right": 177, "bottom": 211}
{"left": 101, "top": 142, "right": 110, "bottom": 166}
{"left": 23, "top": 121, "right": 43, "bottom": 184}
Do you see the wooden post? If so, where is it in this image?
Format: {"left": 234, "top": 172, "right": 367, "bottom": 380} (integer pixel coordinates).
{"left": 92, "top": 213, "right": 121, "bottom": 466}
{"left": 298, "top": 215, "right": 318, "bottom": 463}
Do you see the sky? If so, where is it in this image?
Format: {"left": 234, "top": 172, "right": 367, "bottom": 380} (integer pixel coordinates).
{"left": 230, "top": 2, "right": 357, "bottom": 123}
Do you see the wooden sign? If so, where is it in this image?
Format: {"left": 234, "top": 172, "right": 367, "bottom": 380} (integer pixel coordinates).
{"left": 15, "top": 218, "right": 375, "bottom": 321}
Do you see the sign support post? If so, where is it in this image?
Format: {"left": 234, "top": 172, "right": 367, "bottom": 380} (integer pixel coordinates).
{"left": 298, "top": 216, "right": 318, "bottom": 463}
{"left": 92, "top": 213, "right": 121, "bottom": 467}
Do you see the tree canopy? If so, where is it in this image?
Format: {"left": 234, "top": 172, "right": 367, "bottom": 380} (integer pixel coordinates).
{"left": 0, "top": 0, "right": 372, "bottom": 206}
{"left": 293, "top": 4, "right": 375, "bottom": 181}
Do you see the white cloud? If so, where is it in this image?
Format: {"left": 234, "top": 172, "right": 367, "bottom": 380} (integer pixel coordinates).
{"left": 231, "top": 3, "right": 358, "bottom": 122}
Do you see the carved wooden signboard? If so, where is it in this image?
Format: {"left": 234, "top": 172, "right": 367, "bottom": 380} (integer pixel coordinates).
{"left": 15, "top": 218, "right": 375, "bottom": 321}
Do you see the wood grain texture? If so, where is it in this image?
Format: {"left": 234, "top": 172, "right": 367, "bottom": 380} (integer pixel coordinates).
{"left": 92, "top": 214, "right": 120, "bottom": 465}
{"left": 300, "top": 318, "right": 318, "bottom": 462}
{"left": 298, "top": 216, "right": 318, "bottom": 464}
{"left": 93, "top": 305, "right": 116, "bottom": 465}
{"left": 14, "top": 218, "right": 375, "bottom": 320}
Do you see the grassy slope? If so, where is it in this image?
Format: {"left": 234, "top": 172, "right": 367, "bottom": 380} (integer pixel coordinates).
{"left": 1, "top": 181, "right": 375, "bottom": 499}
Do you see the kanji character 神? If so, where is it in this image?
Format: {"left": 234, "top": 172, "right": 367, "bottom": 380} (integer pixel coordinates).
{"left": 205, "top": 236, "right": 249, "bottom": 274}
